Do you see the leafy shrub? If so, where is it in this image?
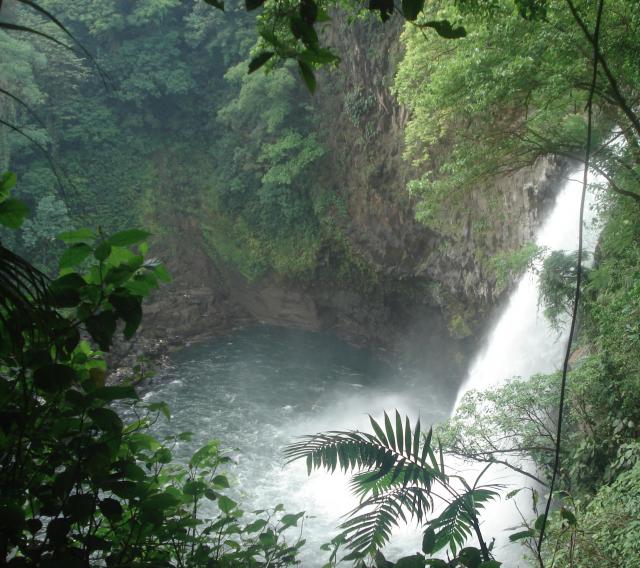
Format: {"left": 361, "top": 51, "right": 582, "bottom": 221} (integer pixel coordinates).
{"left": 543, "top": 459, "right": 640, "bottom": 567}
{"left": 0, "top": 176, "right": 304, "bottom": 566}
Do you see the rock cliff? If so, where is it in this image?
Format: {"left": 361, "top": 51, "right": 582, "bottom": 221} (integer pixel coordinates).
{"left": 136, "top": 17, "right": 565, "bottom": 379}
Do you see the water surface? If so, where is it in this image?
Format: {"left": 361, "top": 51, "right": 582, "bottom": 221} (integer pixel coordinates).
{"left": 137, "top": 325, "right": 456, "bottom": 565}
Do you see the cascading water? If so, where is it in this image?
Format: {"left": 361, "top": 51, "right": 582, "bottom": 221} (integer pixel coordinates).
{"left": 450, "top": 166, "right": 602, "bottom": 564}
{"left": 129, "top": 168, "right": 601, "bottom": 566}
{"left": 455, "top": 169, "right": 601, "bottom": 405}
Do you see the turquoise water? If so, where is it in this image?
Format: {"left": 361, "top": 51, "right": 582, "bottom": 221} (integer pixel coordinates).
{"left": 136, "top": 325, "right": 458, "bottom": 565}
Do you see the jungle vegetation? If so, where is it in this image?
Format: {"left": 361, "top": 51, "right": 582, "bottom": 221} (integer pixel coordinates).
{"left": 1, "top": 0, "right": 639, "bottom": 566}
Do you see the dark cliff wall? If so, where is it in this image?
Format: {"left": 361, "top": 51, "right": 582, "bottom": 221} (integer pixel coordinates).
{"left": 135, "top": 17, "right": 564, "bottom": 381}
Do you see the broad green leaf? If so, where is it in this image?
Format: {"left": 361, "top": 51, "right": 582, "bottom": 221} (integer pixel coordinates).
{"left": 248, "top": 51, "right": 274, "bottom": 73}
{"left": 281, "top": 512, "right": 304, "bottom": 527}
{"left": 245, "top": 0, "right": 264, "bottom": 10}
{"left": 183, "top": 480, "right": 207, "bottom": 496}
{"left": 297, "top": 60, "right": 316, "bottom": 93}
{"left": 59, "top": 243, "right": 92, "bottom": 269}
{"left": 245, "top": 519, "right": 267, "bottom": 533}
{"left": 49, "top": 272, "right": 85, "bottom": 307}
{"left": 88, "top": 408, "right": 123, "bottom": 434}
{"left": 213, "top": 475, "right": 230, "bottom": 488}
{"left": 218, "top": 495, "right": 237, "bottom": 514}
{"left": 0, "top": 198, "right": 28, "bottom": 228}
{"left": 34, "top": 364, "right": 77, "bottom": 393}
{"left": 149, "top": 401, "right": 171, "bottom": 421}
{"left": 258, "top": 529, "right": 276, "bottom": 546}
{"left": 534, "top": 513, "right": 546, "bottom": 531}
{"left": 142, "top": 492, "right": 180, "bottom": 512}
{"left": 124, "top": 273, "right": 159, "bottom": 296}
{"left": 93, "top": 385, "right": 138, "bottom": 401}
{"left": 106, "top": 229, "right": 151, "bottom": 247}
{"left": 458, "top": 547, "right": 482, "bottom": 568}
{"left": 57, "top": 228, "right": 95, "bottom": 244}
{"left": 420, "top": 20, "right": 467, "bottom": 39}
{"left": 127, "top": 432, "right": 161, "bottom": 451}
{"left": 109, "top": 289, "right": 142, "bottom": 338}
{"left": 106, "top": 245, "right": 137, "bottom": 267}
{"left": 560, "top": 507, "right": 577, "bottom": 526}
{"left": 401, "top": 0, "right": 424, "bottom": 21}
{"left": 85, "top": 535, "right": 111, "bottom": 552}
{"left": 298, "top": 48, "right": 340, "bottom": 65}
{"left": 121, "top": 461, "right": 146, "bottom": 481}
{"left": 395, "top": 555, "right": 425, "bottom": 568}
{"left": 0, "top": 171, "right": 17, "bottom": 193}
{"left": 153, "top": 263, "right": 171, "bottom": 283}
{"left": 509, "top": 529, "right": 534, "bottom": 542}
{"left": 46, "top": 518, "right": 70, "bottom": 546}
{"left": 368, "top": 0, "right": 394, "bottom": 21}
{"left": 64, "top": 494, "right": 95, "bottom": 523}
{"left": 190, "top": 441, "right": 220, "bottom": 467}
{"left": 85, "top": 311, "right": 117, "bottom": 351}
{"left": 94, "top": 241, "right": 111, "bottom": 262}
{"left": 204, "top": 0, "right": 224, "bottom": 10}
{"left": 154, "top": 447, "right": 172, "bottom": 464}
{"left": 290, "top": 15, "right": 318, "bottom": 48}
{"left": 299, "top": 0, "right": 318, "bottom": 24}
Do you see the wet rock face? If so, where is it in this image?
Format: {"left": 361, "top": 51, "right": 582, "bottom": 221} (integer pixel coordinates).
{"left": 421, "top": 156, "right": 566, "bottom": 308}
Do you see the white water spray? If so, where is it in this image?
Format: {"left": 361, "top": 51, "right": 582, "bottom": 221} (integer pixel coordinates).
{"left": 455, "top": 169, "right": 601, "bottom": 406}
{"left": 450, "top": 167, "right": 603, "bottom": 564}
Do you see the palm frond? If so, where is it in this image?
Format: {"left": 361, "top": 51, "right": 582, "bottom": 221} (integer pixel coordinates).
{"left": 285, "top": 412, "right": 448, "bottom": 557}
{"left": 426, "top": 486, "right": 500, "bottom": 557}
{"left": 0, "top": 243, "right": 53, "bottom": 346}
{"left": 286, "top": 410, "right": 502, "bottom": 561}
{"left": 285, "top": 413, "right": 444, "bottom": 490}
{"left": 340, "top": 486, "right": 432, "bottom": 560}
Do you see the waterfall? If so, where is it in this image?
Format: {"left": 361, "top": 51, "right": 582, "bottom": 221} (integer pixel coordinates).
{"left": 137, "top": 167, "right": 604, "bottom": 567}
{"left": 450, "top": 167, "right": 602, "bottom": 564}
{"left": 455, "top": 168, "right": 601, "bottom": 406}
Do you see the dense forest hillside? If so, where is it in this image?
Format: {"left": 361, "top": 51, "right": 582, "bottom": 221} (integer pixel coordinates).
{"left": 1, "top": 0, "right": 562, "bottom": 370}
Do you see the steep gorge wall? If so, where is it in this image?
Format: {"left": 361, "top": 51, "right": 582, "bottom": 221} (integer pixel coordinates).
{"left": 139, "top": 16, "right": 564, "bottom": 378}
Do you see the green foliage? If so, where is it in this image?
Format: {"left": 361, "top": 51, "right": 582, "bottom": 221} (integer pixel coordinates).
{"left": 286, "top": 411, "right": 501, "bottom": 564}
{"left": 537, "top": 250, "right": 584, "bottom": 330}
{"left": 542, "top": 460, "right": 640, "bottom": 567}
{"left": 439, "top": 373, "right": 560, "bottom": 484}
{"left": 0, "top": 200, "right": 304, "bottom": 565}
{"left": 344, "top": 88, "right": 376, "bottom": 126}
{"left": 490, "top": 243, "right": 544, "bottom": 294}
{"left": 394, "top": 0, "right": 640, "bottom": 229}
